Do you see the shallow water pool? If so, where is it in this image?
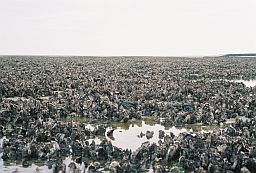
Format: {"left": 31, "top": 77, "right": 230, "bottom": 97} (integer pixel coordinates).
{"left": 222, "top": 79, "right": 256, "bottom": 87}
{"left": 0, "top": 117, "right": 238, "bottom": 172}
{"left": 107, "top": 121, "right": 192, "bottom": 151}
{"left": 231, "top": 79, "right": 256, "bottom": 87}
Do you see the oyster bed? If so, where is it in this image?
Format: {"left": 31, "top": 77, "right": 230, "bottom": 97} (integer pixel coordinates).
{"left": 0, "top": 56, "right": 256, "bottom": 173}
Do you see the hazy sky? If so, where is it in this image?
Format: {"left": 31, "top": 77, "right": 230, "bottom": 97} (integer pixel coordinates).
{"left": 0, "top": 0, "right": 255, "bottom": 56}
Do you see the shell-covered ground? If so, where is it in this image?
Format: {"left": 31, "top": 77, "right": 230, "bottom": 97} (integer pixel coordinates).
{"left": 0, "top": 56, "right": 256, "bottom": 173}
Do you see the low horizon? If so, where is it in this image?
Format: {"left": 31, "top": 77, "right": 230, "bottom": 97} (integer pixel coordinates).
{"left": 0, "top": 53, "right": 255, "bottom": 57}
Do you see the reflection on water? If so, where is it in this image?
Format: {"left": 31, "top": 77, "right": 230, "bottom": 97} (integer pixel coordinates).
{"left": 212, "top": 79, "right": 256, "bottom": 87}
{"left": 0, "top": 164, "right": 51, "bottom": 173}
{"left": 84, "top": 118, "right": 216, "bottom": 151}
{"left": 0, "top": 116, "right": 243, "bottom": 172}
{"left": 107, "top": 121, "right": 211, "bottom": 151}
{"left": 108, "top": 121, "right": 189, "bottom": 151}
{"left": 0, "top": 156, "right": 94, "bottom": 173}
{"left": 0, "top": 153, "right": 51, "bottom": 173}
{"left": 0, "top": 137, "right": 51, "bottom": 173}
{"left": 0, "top": 157, "right": 85, "bottom": 173}
{"left": 82, "top": 118, "right": 216, "bottom": 151}
{"left": 229, "top": 79, "right": 256, "bottom": 87}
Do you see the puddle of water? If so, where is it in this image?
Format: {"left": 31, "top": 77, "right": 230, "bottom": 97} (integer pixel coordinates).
{"left": 211, "top": 79, "right": 256, "bottom": 87}
{"left": 0, "top": 161, "right": 51, "bottom": 173}
{"left": 0, "top": 157, "right": 88, "bottom": 173}
{"left": 230, "top": 79, "right": 256, "bottom": 87}
{"left": 1, "top": 116, "right": 249, "bottom": 172}
{"left": 107, "top": 121, "right": 193, "bottom": 151}
{"left": 80, "top": 119, "right": 216, "bottom": 151}
{"left": 0, "top": 137, "right": 52, "bottom": 173}
{"left": 220, "top": 79, "right": 256, "bottom": 87}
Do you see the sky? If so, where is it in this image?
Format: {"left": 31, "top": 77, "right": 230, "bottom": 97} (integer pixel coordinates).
{"left": 0, "top": 0, "right": 255, "bottom": 56}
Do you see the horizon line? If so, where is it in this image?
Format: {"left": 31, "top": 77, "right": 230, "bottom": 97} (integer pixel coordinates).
{"left": 0, "top": 53, "right": 255, "bottom": 58}
{"left": 0, "top": 54, "right": 225, "bottom": 57}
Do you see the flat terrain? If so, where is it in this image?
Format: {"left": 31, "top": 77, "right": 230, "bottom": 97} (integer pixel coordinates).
{"left": 0, "top": 56, "right": 256, "bottom": 173}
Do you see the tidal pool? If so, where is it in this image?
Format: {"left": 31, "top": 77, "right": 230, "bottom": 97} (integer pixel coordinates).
{"left": 107, "top": 121, "right": 192, "bottom": 151}
{"left": 211, "top": 79, "right": 256, "bottom": 87}
{"left": 104, "top": 118, "right": 218, "bottom": 151}
{"left": 230, "top": 79, "right": 256, "bottom": 87}
{"left": 84, "top": 119, "right": 201, "bottom": 151}
{"left": 0, "top": 118, "right": 232, "bottom": 172}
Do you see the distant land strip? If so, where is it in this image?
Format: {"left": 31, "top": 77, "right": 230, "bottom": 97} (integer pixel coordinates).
{"left": 222, "top": 53, "right": 256, "bottom": 57}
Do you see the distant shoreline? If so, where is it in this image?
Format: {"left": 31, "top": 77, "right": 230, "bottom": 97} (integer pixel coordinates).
{"left": 0, "top": 53, "right": 255, "bottom": 58}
